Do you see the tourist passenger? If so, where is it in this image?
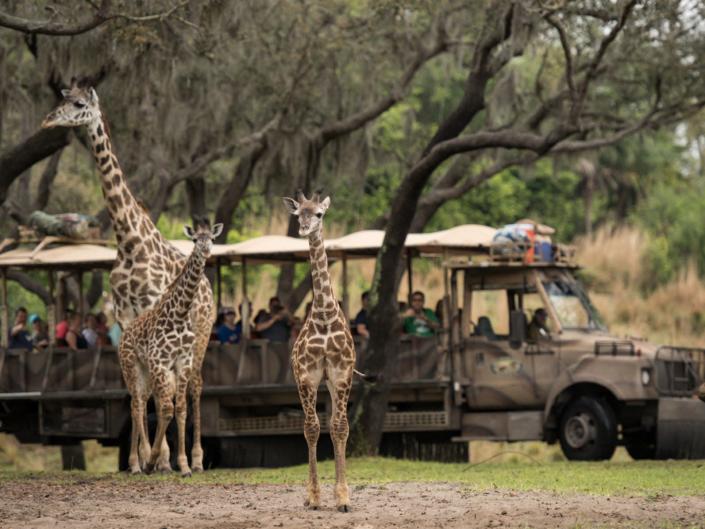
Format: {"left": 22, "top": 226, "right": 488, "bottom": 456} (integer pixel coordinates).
{"left": 55, "top": 308, "right": 74, "bottom": 344}
{"left": 354, "top": 291, "right": 370, "bottom": 338}
{"left": 96, "top": 312, "right": 110, "bottom": 346}
{"left": 217, "top": 307, "right": 241, "bottom": 345}
{"left": 82, "top": 313, "right": 99, "bottom": 348}
{"left": 527, "top": 308, "right": 550, "bottom": 341}
{"left": 402, "top": 291, "right": 440, "bottom": 337}
{"left": 62, "top": 313, "right": 88, "bottom": 350}
{"left": 30, "top": 315, "right": 49, "bottom": 349}
{"left": 9, "top": 307, "right": 32, "bottom": 350}
{"left": 254, "top": 297, "right": 294, "bottom": 343}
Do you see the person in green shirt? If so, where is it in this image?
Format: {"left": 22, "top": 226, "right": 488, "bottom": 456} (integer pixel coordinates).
{"left": 403, "top": 291, "right": 440, "bottom": 337}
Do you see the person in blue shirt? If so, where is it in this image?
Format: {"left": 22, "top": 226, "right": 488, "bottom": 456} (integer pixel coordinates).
{"left": 9, "top": 307, "right": 32, "bottom": 350}
{"left": 217, "top": 307, "right": 241, "bottom": 345}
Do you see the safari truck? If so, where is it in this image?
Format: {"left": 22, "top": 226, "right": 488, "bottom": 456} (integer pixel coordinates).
{"left": 445, "top": 250, "right": 705, "bottom": 460}
{"left": 0, "top": 223, "right": 704, "bottom": 468}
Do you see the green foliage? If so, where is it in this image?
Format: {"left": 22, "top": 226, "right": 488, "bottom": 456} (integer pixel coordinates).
{"left": 634, "top": 182, "right": 705, "bottom": 287}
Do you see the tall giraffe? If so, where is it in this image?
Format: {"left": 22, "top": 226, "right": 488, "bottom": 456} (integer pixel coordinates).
{"left": 42, "top": 80, "right": 215, "bottom": 472}
{"left": 119, "top": 221, "right": 222, "bottom": 477}
{"left": 283, "top": 191, "right": 355, "bottom": 512}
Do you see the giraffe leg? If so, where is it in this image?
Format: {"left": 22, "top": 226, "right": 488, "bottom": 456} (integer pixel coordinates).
{"left": 326, "top": 366, "right": 353, "bottom": 512}
{"left": 175, "top": 358, "right": 193, "bottom": 477}
{"left": 145, "top": 369, "right": 175, "bottom": 474}
{"left": 118, "top": 335, "right": 144, "bottom": 474}
{"left": 297, "top": 371, "right": 323, "bottom": 509}
{"left": 189, "top": 325, "right": 210, "bottom": 472}
{"left": 128, "top": 391, "right": 145, "bottom": 474}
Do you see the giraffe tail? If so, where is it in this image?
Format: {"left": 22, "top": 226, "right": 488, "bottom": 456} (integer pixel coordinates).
{"left": 353, "top": 368, "right": 372, "bottom": 380}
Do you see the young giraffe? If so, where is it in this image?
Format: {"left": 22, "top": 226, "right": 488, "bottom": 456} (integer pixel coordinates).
{"left": 119, "top": 221, "right": 223, "bottom": 477}
{"left": 283, "top": 191, "right": 355, "bottom": 512}
{"left": 41, "top": 80, "right": 215, "bottom": 472}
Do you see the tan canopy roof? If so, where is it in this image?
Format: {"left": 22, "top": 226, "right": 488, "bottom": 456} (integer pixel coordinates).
{"left": 0, "top": 224, "right": 497, "bottom": 269}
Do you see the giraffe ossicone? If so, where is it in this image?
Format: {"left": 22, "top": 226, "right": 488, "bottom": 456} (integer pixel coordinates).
{"left": 283, "top": 191, "right": 356, "bottom": 512}
{"left": 118, "top": 220, "right": 222, "bottom": 477}
{"left": 42, "top": 80, "right": 216, "bottom": 473}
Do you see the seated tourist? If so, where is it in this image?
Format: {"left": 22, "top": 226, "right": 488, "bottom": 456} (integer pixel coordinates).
{"left": 217, "top": 307, "right": 241, "bottom": 345}
{"left": 96, "top": 312, "right": 110, "bottom": 346}
{"left": 254, "top": 297, "right": 294, "bottom": 343}
{"left": 55, "top": 308, "right": 74, "bottom": 344}
{"left": 9, "top": 307, "right": 32, "bottom": 350}
{"left": 82, "top": 313, "right": 99, "bottom": 348}
{"left": 354, "top": 291, "right": 370, "bottom": 338}
{"left": 402, "top": 291, "right": 440, "bottom": 337}
{"left": 61, "top": 313, "right": 88, "bottom": 350}
{"left": 30, "top": 315, "right": 49, "bottom": 349}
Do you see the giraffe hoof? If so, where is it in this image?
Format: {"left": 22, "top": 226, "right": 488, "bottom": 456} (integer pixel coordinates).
{"left": 129, "top": 468, "right": 142, "bottom": 476}
{"left": 158, "top": 466, "right": 173, "bottom": 475}
{"left": 191, "top": 465, "right": 204, "bottom": 473}
{"left": 181, "top": 471, "right": 192, "bottom": 478}
{"left": 337, "top": 505, "right": 350, "bottom": 513}
{"left": 144, "top": 463, "right": 155, "bottom": 475}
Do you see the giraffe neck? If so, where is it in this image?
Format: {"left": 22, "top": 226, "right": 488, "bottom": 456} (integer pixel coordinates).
{"left": 86, "top": 115, "right": 165, "bottom": 249}
{"left": 162, "top": 245, "right": 207, "bottom": 320}
{"left": 308, "top": 229, "right": 336, "bottom": 322}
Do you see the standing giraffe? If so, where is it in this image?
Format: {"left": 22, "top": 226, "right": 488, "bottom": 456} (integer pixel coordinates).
{"left": 41, "top": 79, "right": 215, "bottom": 472}
{"left": 119, "top": 221, "right": 222, "bottom": 477}
{"left": 283, "top": 191, "right": 355, "bottom": 512}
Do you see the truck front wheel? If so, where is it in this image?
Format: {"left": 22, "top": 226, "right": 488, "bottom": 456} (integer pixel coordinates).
{"left": 559, "top": 396, "right": 617, "bottom": 461}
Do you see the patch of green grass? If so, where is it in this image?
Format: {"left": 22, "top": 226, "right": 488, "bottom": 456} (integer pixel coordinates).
{"left": 2, "top": 457, "right": 704, "bottom": 497}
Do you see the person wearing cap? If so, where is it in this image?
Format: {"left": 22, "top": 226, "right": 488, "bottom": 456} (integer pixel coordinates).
{"left": 30, "top": 314, "right": 49, "bottom": 349}
{"left": 217, "top": 306, "right": 241, "bottom": 345}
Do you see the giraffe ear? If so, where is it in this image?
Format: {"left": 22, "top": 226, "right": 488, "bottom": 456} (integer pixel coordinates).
{"left": 282, "top": 197, "right": 300, "bottom": 215}
{"left": 211, "top": 223, "right": 224, "bottom": 239}
{"left": 61, "top": 89, "right": 71, "bottom": 98}
{"left": 183, "top": 225, "right": 195, "bottom": 239}
{"left": 320, "top": 196, "right": 331, "bottom": 212}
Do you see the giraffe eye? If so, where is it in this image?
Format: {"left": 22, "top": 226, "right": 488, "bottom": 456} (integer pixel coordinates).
{"left": 73, "top": 101, "right": 86, "bottom": 109}
{"left": 315, "top": 212, "right": 323, "bottom": 218}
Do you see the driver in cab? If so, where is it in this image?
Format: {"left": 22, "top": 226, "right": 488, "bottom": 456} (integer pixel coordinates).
{"left": 528, "top": 308, "right": 550, "bottom": 341}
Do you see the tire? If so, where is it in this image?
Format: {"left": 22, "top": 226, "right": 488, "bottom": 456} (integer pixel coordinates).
{"left": 625, "top": 433, "right": 657, "bottom": 460}
{"left": 559, "top": 396, "right": 617, "bottom": 461}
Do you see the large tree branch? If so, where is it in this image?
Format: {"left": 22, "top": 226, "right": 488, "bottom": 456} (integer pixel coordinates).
{"left": 319, "top": 27, "right": 449, "bottom": 144}
{"left": 34, "top": 149, "right": 63, "bottom": 211}
{"left": 7, "top": 271, "right": 50, "bottom": 305}
{"left": 0, "top": 127, "right": 71, "bottom": 205}
{"left": 0, "top": 0, "right": 189, "bottom": 36}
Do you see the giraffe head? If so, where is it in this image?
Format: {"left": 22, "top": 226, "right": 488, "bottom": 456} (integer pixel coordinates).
{"left": 41, "top": 78, "right": 101, "bottom": 129}
{"left": 183, "top": 219, "right": 223, "bottom": 258}
{"left": 282, "top": 190, "right": 330, "bottom": 237}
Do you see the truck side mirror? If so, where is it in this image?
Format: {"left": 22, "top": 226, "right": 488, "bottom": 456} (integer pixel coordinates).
{"left": 509, "top": 310, "right": 526, "bottom": 349}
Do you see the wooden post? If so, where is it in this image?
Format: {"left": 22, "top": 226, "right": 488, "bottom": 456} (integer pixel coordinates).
{"left": 1, "top": 269, "right": 7, "bottom": 349}
{"left": 241, "top": 258, "right": 250, "bottom": 338}
{"left": 216, "top": 257, "right": 223, "bottom": 309}
{"left": 462, "top": 269, "right": 473, "bottom": 338}
{"left": 341, "top": 253, "right": 349, "bottom": 318}
{"left": 77, "top": 271, "right": 85, "bottom": 317}
{"left": 48, "top": 271, "right": 56, "bottom": 344}
{"left": 406, "top": 249, "right": 413, "bottom": 305}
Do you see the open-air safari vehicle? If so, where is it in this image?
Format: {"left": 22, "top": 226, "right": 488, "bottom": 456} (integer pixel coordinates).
{"left": 0, "top": 222, "right": 704, "bottom": 467}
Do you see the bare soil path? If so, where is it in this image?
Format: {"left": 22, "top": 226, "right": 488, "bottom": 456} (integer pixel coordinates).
{"left": 1, "top": 478, "right": 705, "bottom": 529}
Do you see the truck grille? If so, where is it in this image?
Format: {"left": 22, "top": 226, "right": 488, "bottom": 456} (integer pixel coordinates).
{"left": 654, "top": 346, "right": 704, "bottom": 397}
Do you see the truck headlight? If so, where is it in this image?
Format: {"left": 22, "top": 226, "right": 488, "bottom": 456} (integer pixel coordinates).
{"left": 641, "top": 368, "right": 652, "bottom": 386}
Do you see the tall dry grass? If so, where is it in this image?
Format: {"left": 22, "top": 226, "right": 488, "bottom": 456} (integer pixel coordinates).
{"left": 577, "top": 226, "right": 705, "bottom": 347}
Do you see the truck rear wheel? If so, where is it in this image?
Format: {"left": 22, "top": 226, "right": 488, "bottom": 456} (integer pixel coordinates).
{"left": 559, "top": 396, "right": 617, "bottom": 461}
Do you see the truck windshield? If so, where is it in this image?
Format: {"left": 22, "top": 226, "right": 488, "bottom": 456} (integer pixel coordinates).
{"left": 543, "top": 279, "right": 606, "bottom": 331}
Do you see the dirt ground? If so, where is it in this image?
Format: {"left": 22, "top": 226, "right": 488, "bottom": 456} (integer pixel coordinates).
{"left": 1, "top": 479, "right": 704, "bottom": 529}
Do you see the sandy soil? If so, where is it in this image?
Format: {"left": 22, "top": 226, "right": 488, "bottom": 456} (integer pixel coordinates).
{"left": 1, "top": 479, "right": 704, "bottom": 529}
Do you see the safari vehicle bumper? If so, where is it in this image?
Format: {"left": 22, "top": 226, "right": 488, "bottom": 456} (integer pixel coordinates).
{"left": 656, "top": 397, "right": 705, "bottom": 459}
